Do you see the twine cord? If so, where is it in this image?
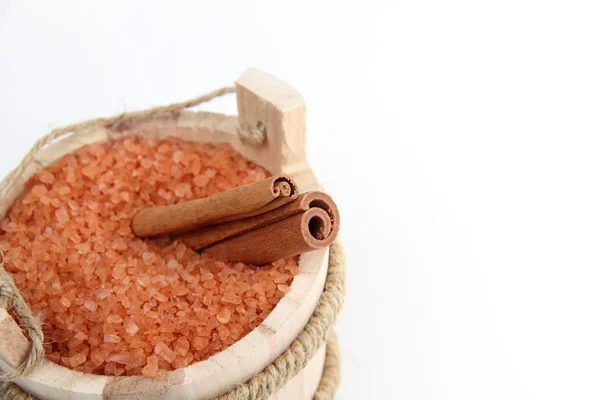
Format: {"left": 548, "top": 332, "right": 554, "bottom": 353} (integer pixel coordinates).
{"left": 314, "top": 334, "right": 341, "bottom": 400}
{"left": 237, "top": 120, "right": 267, "bottom": 146}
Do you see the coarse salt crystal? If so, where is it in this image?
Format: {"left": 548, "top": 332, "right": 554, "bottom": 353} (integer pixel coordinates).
{"left": 95, "top": 288, "right": 112, "bottom": 299}
{"left": 200, "top": 272, "right": 214, "bottom": 282}
{"left": 38, "top": 170, "right": 55, "bottom": 184}
{"left": 125, "top": 322, "right": 139, "bottom": 336}
{"left": 60, "top": 297, "right": 71, "bottom": 308}
{"left": 154, "top": 342, "right": 176, "bottom": 363}
{"left": 107, "top": 353, "right": 130, "bottom": 364}
{"left": 104, "top": 334, "right": 121, "bottom": 343}
{"left": 192, "top": 337, "right": 209, "bottom": 351}
{"left": 58, "top": 186, "right": 71, "bottom": 195}
{"left": 90, "top": 348, "right": 105, "bottom": 366}
{"left": 55, "top": 208, "right": 70, "bottom": 223}
{"left": 107, "top": 314, "right": 123, "bottom": 324}
{"left": 277, "top": 284, "right": 291, "bottom": 293}
{"left": 70, "top": 352, "right": 87, "bottom": 367}
{"left": 244, "top": 298, "right": 258, "bottom": 309}
{"left": 193, "top": 175, "right": 210, "bottom": 187}
{"left": 221, "top": 294, "right": 242, "bottom": 305}
{"left": 167, "top": 259, "right": 179, "bottom": 269}
{"left": 84, "top": 300, "right": 97, "bottom": 312}
{"left": 172, "top": 357, "right": 189, "bottom": 369}
{"left": 272, "top": 259, "right": 285, "bottom": 268}
{"left": 203, "top": 279, "right": 217, "bottom": 289}
{"left": 136, "top": 274, "right": 151, "bottom": 287}
{"left": 216, "top": 308, "right": 232, "bottom": 324}
{"left": 173, "top": 337, "right": 190, "bottom": 357}
{"left": 31, "top": 184, "right": 48, "bottom": 197}
{"left": 179, "top": 270, "right": 193, "bottom": 282}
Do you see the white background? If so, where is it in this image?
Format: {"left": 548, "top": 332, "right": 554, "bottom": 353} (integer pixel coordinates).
{"left": 2, "top": 1, "right": 600, "bottom": 399}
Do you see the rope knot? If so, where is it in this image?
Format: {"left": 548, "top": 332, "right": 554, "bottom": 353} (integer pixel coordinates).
{"left": 237, "top": 121, "right": 267, "bottom": 145}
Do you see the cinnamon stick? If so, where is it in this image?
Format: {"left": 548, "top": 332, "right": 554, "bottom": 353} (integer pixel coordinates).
{"left": 131, "top": 176, "right": 298, "bottom": 237}
{"left": 179, "top": 191, "right": 340, "bottom": 251}
{"left": 202, "top": 207, "right": 334, "bottom": 265}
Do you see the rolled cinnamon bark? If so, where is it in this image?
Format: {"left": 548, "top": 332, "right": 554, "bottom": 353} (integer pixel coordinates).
{"left": 131, "top": 176, "right": 297, "bottom": 237}
{"left": 202, "top": 207, "right": 334, "bottom": 265}
{"left": 179, "top": 191, "right": 339, "bottom": 251}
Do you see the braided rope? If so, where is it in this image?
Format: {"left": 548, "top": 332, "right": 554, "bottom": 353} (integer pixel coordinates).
{"left": 1, "top": 243, "right": 345, "bottom": 399}
{"left": 314, "top": 334, "right": 341, "bottom": 400}
{"left": 0, "top": 381, "right": 32, "bottom": 400}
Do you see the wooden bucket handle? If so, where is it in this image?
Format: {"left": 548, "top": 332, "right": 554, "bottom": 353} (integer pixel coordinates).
{"left": 236, "top": 68, "right": 308, "bottom": 176}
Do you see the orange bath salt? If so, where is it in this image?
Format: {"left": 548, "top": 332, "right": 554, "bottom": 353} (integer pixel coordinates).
{"left": 107, "top": 353, "right": 131, "bottom": 365}
{"left": 104, "top": 334, "right": 121, "bottom": 344}
{"left": 221, "top": 294, "right": 242, "bottom": 305}
{"left": 193, "top": 337, "right": 209, "bottom": 351}
{"left": 0, "top": 136, "right": 297, "bottom": 379}
{"left": 244, "top": 298, "right": 258, "bottom": 309}
{"left": 154, "top": 342, "right": 176, "bottom": 363}
{"left": 277, "top": 284, "right": 291, "bottom": 294}
{"left": 172, "top": 357, "right": 190, "bottom": 369}
{"left": 141, "top": 354, "right": 160, "bottom": 379}
{"left": 173, "top": 337, "right": 190, "bottom": 357}
{"left": 106, "top": 314, "right": 123, "bottom": 324}
{"left": 90, "top": 348, "right": 106, "bottom": 366}
{"left": 69, "top": 352, "right": 87, "bottom": 368}
{"left": 125, "top": 321, "right": 139, "bottom": 336}
{"left": 216, "top": 308, "right": 232, "bottom": 324}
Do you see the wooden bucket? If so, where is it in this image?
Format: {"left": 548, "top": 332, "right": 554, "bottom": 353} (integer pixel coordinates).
{"left": 0, "top": 69, "right": 344, "bottom": 399}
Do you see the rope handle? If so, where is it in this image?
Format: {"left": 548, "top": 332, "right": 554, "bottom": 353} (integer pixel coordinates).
{"left": 0, "top": 86, "right": 267, "bottom": 201}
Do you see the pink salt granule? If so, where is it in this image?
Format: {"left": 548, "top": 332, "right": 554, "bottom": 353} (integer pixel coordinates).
{"left": 0, "top": 136, "right": 298, "bottom": 379}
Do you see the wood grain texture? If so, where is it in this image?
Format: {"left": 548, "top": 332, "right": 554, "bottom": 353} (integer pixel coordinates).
{"left": 0, "top": 69, "right": 329, "bottom": 399}
{"left": 235, "top": 69, "right": 318, "bottom": 193}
